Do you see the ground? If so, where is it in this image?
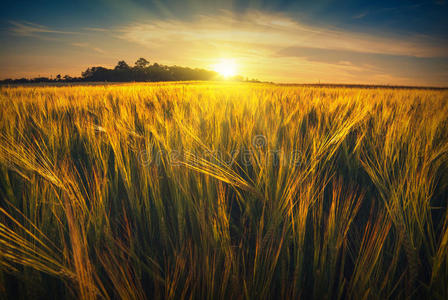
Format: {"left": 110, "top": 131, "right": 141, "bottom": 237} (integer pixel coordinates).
{"left": 0, "top": 82, "right": 447, "bottom": 299}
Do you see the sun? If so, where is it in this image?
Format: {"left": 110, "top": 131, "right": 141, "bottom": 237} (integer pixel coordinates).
{"left": 213, "top": 59, "right": 237, "bottom": 78}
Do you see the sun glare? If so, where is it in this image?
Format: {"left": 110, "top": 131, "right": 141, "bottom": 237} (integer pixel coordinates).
{"left": 213, "top": 59, "right": 237, "bottom": 78}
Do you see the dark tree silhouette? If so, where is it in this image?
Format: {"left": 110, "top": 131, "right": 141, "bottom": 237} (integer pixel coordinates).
{"left": 82, "top": 67, "right": 111, "bottom": 81}
{"left": 115, "top": 60, "right": 130, "bottom": 70}
{"left": 1, "top": 58, "right": 248, "bottom": 84}
{"left": 135, "top": 58, "right": 150, "bottom": 69}
{"left": 78, "top": 59, "right": 220, "bottom": 82}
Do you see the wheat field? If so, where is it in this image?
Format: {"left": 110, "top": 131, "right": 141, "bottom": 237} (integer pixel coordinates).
{"left": 0, "top": 82, "right": 447, "bottom": 299}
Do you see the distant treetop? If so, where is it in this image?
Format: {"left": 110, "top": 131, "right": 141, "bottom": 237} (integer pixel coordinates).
{"left": 1, "top": 58, "right": 251, "bottom": 84}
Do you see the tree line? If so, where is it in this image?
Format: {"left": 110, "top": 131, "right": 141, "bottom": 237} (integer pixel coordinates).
{"left": 1, "top": 58, "right": 253, "bottom": 84}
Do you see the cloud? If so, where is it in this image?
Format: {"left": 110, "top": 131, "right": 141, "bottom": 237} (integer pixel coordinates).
{"left": 353, "top": 12, "right": 368, "bottom": 19}
{"left": 3, "top": 12, "right": 448, "bottom": 86}
{"left": 113, "top": 10, "right": 448, "bottom": 86}
{"left": 117, "top": 11, "right": 448, "bottom": 58}
{"left": 277, "top": 46, "right": 448, "bottom": 83}
{"left": 9, "top": 21, "right": 77, "bottom": 38}
{"left": 71, "top": 42, "right": 106, "bottom": 54}
{"left": 71, "top": 42, "right": 89, "bottom": 47}
{"left": 83, "top": 27, "right": 109, "bottom": 32}
{"left": 92, "top": 47, "right": 106, "bottom": 54}
{"left": 9, "top": 22, "right": 107, "bottom": 54}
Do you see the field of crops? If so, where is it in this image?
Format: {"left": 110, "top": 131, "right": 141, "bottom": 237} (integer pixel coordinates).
{"left": 0, "top": 82, "right": 447, "bottom": 299}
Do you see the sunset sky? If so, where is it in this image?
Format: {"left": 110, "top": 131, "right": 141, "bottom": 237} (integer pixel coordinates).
{"left": 1, "top": 0, "right": 447, "bottom": 86}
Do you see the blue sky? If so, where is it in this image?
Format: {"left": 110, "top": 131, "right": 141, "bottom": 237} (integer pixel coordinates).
{"left": 1, "top": 0, "right": 447, "bottom": 85}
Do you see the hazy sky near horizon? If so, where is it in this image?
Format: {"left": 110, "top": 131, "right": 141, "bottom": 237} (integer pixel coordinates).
{"left": 1, "top": 0, "right": 448, "bottom": 86}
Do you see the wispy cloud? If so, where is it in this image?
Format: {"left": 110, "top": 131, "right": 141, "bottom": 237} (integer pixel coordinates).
{"left": 118, "top": 11, "right": 448, "bottom": 58}
{"left": 71, "top": 42, "right": 106, "bottom": 54}
{"left": 353, "top": 12, "right": 368, "bottom": 19}
{"left": 71, "top": 42, "right": 89, "bottom": 47}
{"left": 92, "top": 47, "right": 106, "bottom": 54}
{"left": 115, "top": 10, "right": 448, "bottom": 85}
{"left": 9, "top": 21, "right": 107, "bottom": 55}
{"left": 3, "top": 11, "right": 447, "bottom": 86}
{"left": 9, "top": 21, "right": 77, "bottom": 38}
{"left": 83, "top": 27, "right": 109, "bottom": 32}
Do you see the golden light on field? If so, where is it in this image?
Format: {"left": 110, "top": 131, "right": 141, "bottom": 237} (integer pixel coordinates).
{"left": 1, "top": 82, "right": 448, "bottom": 299}
{"left": 213, "top": 59, "right": 237, "bottom": 78}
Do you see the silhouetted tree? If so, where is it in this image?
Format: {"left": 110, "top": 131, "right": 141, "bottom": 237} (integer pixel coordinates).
{"left": 115, "top": 60, "right": 130, "bottom": 70}
{"left": 135, "top": 58, "right": 150, "bottom": 69}
{"left": 1, "top": 58, "right": 225, "bottom": 84}
{"left": 82, "top": 67, "right": 111, "bottom": 81}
